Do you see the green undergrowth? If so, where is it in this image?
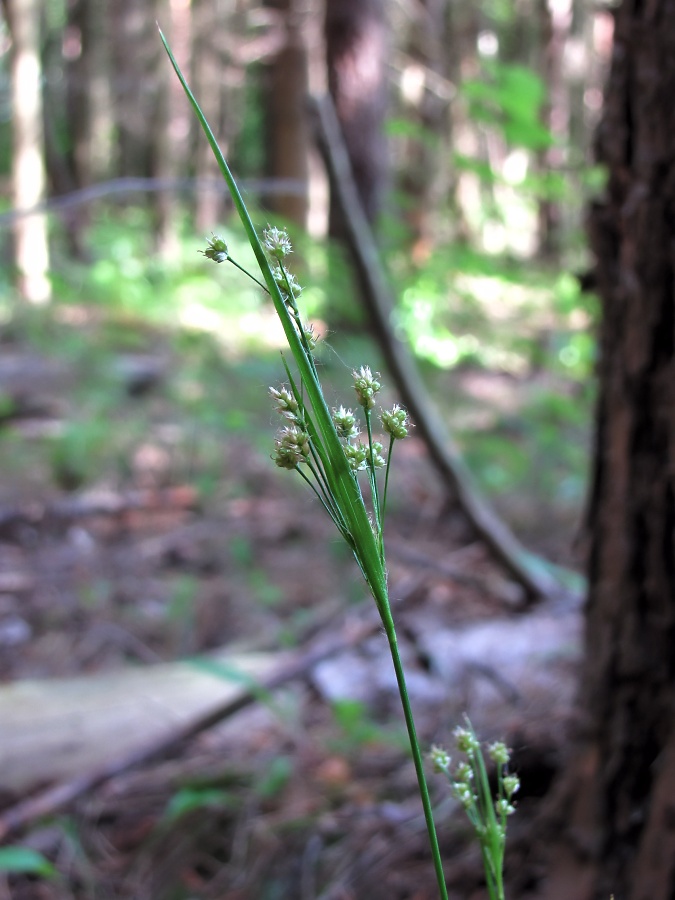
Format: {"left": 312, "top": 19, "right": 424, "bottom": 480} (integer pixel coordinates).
{"left": 0, "top": 204, "right": 593, "bottom": 553}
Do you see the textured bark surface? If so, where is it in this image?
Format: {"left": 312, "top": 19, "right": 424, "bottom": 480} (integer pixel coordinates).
{"left": 324, "top": 0, "right": 388, "bottom": 226}
{"left": 264, "top": 0, "right": 310, "bottom": 226}
{"left": 539, "top": 1, "right": 675, "bottom": 898}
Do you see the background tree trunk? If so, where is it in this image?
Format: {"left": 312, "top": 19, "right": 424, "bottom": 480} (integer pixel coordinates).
{"left": 324, "top": 0, "right": 388, "bottom": 231}
{"left": 537, "top": 2, "right": 675, "bottom": 898}
{"left": 6, "top": 0, "right": 51, "bottom": 304}
{"left": 264, "top": 0, "right": 309, "bottom": 227}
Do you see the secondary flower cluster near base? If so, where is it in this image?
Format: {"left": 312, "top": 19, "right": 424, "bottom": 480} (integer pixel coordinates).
{"left": 431, "top": 720, "right": 520, "bottom": 900}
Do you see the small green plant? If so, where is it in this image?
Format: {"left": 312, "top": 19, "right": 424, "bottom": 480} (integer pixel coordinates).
{"left": 161, "top": 29, "right": 449, "bottom": 899}
{"left": 431, "top": 719, "right": 519, "bottom": 900}
{"left": 0, "top": 845, "right": 56, "bottom": 879}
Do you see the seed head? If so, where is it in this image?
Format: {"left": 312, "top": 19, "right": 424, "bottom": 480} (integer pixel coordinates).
{"left": 381, "top": 404, "right": 411, "bottom": 440}
{"left": 262, "top": 226, "right": 293, "bottom": 260}
{"left": 495, "top": 798, "right": 516, "bottom": 817}
{"left": 430, "top": 745, "right": 451, "bottom": 774}
{"left": 453, "top": 725, "right": 480, "bottom": 756}
{"left": 453, "top": 782, "right": 476, "bottom": 810}
{"left": 367, "top": 441, "right": 386, "bottom": 469}
{"left": 454, "top": 762, "right": 473, "bottom": 784}
{"left": 344, "top": 441, "right": 368, "bottom": 472}
{"left": 272, "top": 264, "right": 302, "bottom": 300}
{"left": 203, "top": 233, "right": 229, "bottom": 263}
{"left": 488, "top": 742, "right": 511, "bottom": 767}
{"left": 269, "top": 386, "right": 300, "bottom": 423}
{"left": 352, "top": 366, "right": 381, "bottom": 410}
{"left": 503, "top": 774, "right": 520, "bottom": 798}
{"left": 272, "top": 426, "right": 310, "bottom": 469}
{"left": 332, "top": 406, "right": 359, "bottom": 440}
{"left": 303, "top": 323, "right": 320, "bottom": 351}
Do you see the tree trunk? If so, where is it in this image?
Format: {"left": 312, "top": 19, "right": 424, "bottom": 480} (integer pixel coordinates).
{"left": 264, "top": 0, "right": 309, "bottom": 227}
{"left": 68, "top": 0, "right": 113, "bottom": 188}
{"left": 536, "top": 2, "right": 675, "bottom": 898}
{"left": 324, "top": 0, "right": 388, "bottom": 230}
{"left": 192, "top": 0, "right": 224, "bottom": 232}
{"left": 6, "top": 0, "right": 50, "bottom": 304}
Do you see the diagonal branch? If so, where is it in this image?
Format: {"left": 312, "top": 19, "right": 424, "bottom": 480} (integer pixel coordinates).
{"left": 311, "top": 93, "right": 581, "bottom": 607}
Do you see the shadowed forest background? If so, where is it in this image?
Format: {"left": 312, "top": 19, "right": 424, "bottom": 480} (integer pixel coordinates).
{"left": 0, "top": 0, "right": 674, "bottom": 898}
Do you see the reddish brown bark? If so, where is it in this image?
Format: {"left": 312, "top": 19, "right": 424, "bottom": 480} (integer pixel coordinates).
{"left": 264, "top": 0, "right": 310, "bottom": 226}
{"left": 324, "top": 0, "right": 388, "bottom": 227}
{"left": 536, "top": 1, "right": 675, "bottom": 898}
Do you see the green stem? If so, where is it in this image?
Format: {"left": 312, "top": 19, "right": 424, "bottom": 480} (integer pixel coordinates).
{"left": 381, "top": 434, "right": 395, "bottom": 523}
{"left": 379, "top": 601, "right": 449, "bottom": 900}
{"left": 227, "top": 255, "right": 268, "bottom": 292}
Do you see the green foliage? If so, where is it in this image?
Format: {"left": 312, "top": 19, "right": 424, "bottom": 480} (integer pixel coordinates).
{"left": 0, "top": 846, "right": 56, "bottom": 879}
{"left": 329, "top": 699, "right": 405, "bottom": 754}
{"left": 255, "top": 755, "right": 294, "bottom": 799}
{"left": 163, "top": 786, "right": 236, "bottom": 822}
{"left": 461, "top": 62, "right": 553, "bottom": 152}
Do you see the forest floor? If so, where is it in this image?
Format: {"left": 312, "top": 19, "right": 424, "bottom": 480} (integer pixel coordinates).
{"left": 0, "top": 303, "right": 587, "bottom": 899}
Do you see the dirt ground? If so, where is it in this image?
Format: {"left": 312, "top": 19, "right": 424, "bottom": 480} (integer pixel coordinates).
{"left": 0, "top": 323, "right": 584, "bottom": 899}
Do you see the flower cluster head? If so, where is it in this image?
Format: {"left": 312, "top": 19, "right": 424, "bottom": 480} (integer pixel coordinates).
{"left": 272, "top": 264, "right": 302, "bottom": 301}
{"left": 303, "top": 323, "right": 320, "bottom": 351}
{"left": 332, "top": 406, "right": 360, "bottom": 440}
{"left": 430, "top": 745, "right": 451, "bottom": 774}
{"left": 262, "top": 225, "right": 293, "bottom": 260}
{"left": 453, "top": 781, "right": 477, "bottom": 811}
{"left": 496, "top": 798, "right": 516, "bottom": 818}
{"left": 488, "top": 742, "right": 511, "bottom": 767}
{"left": 270, "top": 386, "right": 301, "bottom": 424}
{"left": 344, "top": 440, "right": 368, "bottom": 472}
{"left": 272, "top": 426, "right": 310, "bottom": 470}
{"left": 203, "top": 233, "right": 229, "bottom": 263}
{"left": 352, "top": 366, "right": 381, "bottom": 410}
{"left": 503, "top": 774, "right": 520, "bottom": 799}
{"left": 453, "top": 725, "right": 480, "bottom": 756}
{"left": 367, "top": 441, "right": 386, "bottom": 469}
{"left": 381, "top": 404, "right": 411, "bottom": 440}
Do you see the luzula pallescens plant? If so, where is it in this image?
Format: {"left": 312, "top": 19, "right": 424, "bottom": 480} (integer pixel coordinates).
{"left": 432, "top": 720, "right": 519, "bottom": 900}
{"left": 160, "top": 29, "right": 450, "bottom": 899}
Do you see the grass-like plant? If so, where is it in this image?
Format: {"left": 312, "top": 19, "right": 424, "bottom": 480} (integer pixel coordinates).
{"left": 160, "top": 29, "right": 449, "bottom": 899}
{"left": 432, "top": 719, "right": 519, "bottom": 900}
{"left": 161, "top": 31, "right": 519, "bottom": 899}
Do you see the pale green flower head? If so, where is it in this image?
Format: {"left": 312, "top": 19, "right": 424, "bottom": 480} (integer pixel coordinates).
{"left": 303, "top": 323, "right": 320, "bottom": 351}
{"left": 344, "top": 440, "right": 368, "bottom": 472}
{"left": 454, "top": 761, "right": 473, "bottom": 784}
{"left": 270, "top": 385, "right": 300, "bottom": 422}
{"left": 352, "top": 366, "right": 381, "bottom": 410}
{"left": 272, "top": 264, "right": 302, "bottom": 300}
{"left": 367, "top": 441, "right": 386, "bottom": 469}
{"left": 203, "top": 233, "right": 229, "bottom": 263}
{"left": 262, "top": 225, "right": 292, "bottom": 260}
{"left": 488, "top": 741, "right": 511, "bottom": 766}
{"left": 453, "top": 726, "right": 480, "bottom": 755}
{"left": 503, "top": 774, "right": 520, "bottom": 798}
{"left": 495, "top": 798, "right": 516, "bottom": 817}
{"left": 332, "top": 405, "right": 359, "bottom": 440}
{"left": 430, "top": 745, "right": 451, "bottom": 773}
{"left": 453, "top": 782, "right": 476, "bottom": 810}
{"left": 272, "top": 426, "right": 310, "bottom": 469}
{"left": 381, "top": 404, "right": 410, "bottom": 440}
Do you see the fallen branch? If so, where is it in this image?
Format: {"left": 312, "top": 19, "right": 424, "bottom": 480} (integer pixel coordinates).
{"left": 0, "top": 612, "right": 381, "bottom": 843}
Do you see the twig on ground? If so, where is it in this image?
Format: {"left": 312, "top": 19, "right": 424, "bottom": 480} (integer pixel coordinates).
{"left": 0, "top": 612, "right": 381, "bottom": 843}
